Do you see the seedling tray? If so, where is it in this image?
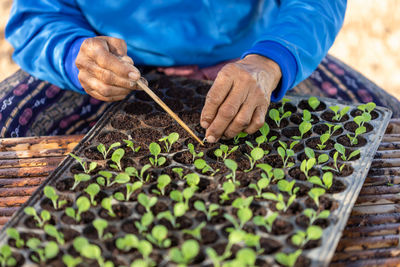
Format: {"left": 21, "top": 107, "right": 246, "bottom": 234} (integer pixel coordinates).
{"left": 0, "top": 75, "right": 392, "bottom": 267}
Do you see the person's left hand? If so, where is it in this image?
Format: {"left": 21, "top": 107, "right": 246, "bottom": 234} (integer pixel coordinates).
{"left": 200, "top": 54, "right": 282, "bottom": 143}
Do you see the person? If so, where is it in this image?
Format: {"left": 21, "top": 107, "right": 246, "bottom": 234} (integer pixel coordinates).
{"left": 1, "top": 1, "right": 399, "bottom": 139}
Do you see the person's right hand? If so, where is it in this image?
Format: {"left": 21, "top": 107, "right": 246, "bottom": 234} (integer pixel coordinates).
{"left": 76, "top": 36, "right": 141, "bottom": 102}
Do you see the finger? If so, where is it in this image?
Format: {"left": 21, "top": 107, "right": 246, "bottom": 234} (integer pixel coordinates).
{"left": 244, "top": 105, "right": 268, "bottom": 134}
{"left": 86, "top": 89, "right": 127, "bottom": 102}
{"left": 97, "top": 36, "right": 127, "bottom": 56}
{"left": 200, "top": 65, "right": 234, "bottom": 129}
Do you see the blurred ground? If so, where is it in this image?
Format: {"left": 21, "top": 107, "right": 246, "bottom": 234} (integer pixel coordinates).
{"left": 0, "top": 0, "right": 399, "bottom": 100}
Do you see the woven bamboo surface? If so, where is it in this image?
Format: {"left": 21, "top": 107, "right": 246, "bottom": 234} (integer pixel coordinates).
{"left": 1, "top": 120, "right": 400, "bottom": 266}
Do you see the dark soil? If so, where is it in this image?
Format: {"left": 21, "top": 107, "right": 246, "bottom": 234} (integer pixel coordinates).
{"left": 329, "top": 148, "right": 360, "bottom": 161}
{"left": 271, "top": 219, "right": 294, "bottom": 235}
{"left": 185, "top": 97, "right": 205, "bottom": 109}
{"left": 164, "top": 123, "right": 190, "bottom": 138}
{"left": 337, "top": 134, "right": 367, "bottom": 147}
{"left": 70, "top": 163, "right": 102, "bottom": 175}
{"left": 305, "top": 196, "right": 338, "bottom": 212}
{"left": 344, "top": 121, "right": 373, "bottom": 133}
{"left": 324, "top": 162, "right": 354, "bottom": 177}
{"left": 289, "top": 167, "right": 320, "bottom": 181}
{"left": 135, "top": 89, "right": 164, "bottom": 102}
{"left": 265, "top": 117, "right": 289, "bottom": 129}
{"left": 270, "top": 201, "right": 303, "bottom": 216}
{"left": 290, "top": 112, "right": 319, "bottom": 125}
{"left": 40, "top": 197, "right": 72, "bottom": 212}
{"left": 110, "top": 113, "right": 140, "bottom": 130}
{"left": 195, "top": 84, "right": 211, "bottom": 95}
{"left": 298, "top": 99, "right": 326, "bottom": 111}
{"left": 306, "top": 137, "right": 335, "bottom": 150}
{"left": 124, "top": 102, "right": 153, "bottom": 115}
{"left": 99, "top": 204, "right": 131, "bottom": 220}
{"left": 55, "top": 177, "right": 90, "bottom": 192}
{"left": 351, "top": 109, "right": 379, "bottom": 120}
{"left": 264, "top": 154, "right": 293, "bottom": 169}
{"left": 313, "top": 123, "right": 343, "bottom": 136}
{"left": 260, "top": 237, "right": 282, "bottom": 254}
{"left": 295, "top": 215, "right": 330, "bottom": 229}
{"left": 106, "top": 157, "right": 136, "bottom": 171}
{"left": 179, "top": 111, "right": 201, "bottom": 124}
{"left": 173, "top": 151, "right": 193, "bottom": 165}
{"left": 144, "top": 112, "right": 174, "bottom": 127}
{"left": 282, "top": 127, "right": 312, "bottom": 139}
{"left": 135, "top": 200, "right": 168, "bottom": 215}
{"left": 61, "top": 211, "right": 95, "bottom": 225}
{"left": 166, "top": 86, "right": 194, "bottom": 99}
{"left": 155, "top": 98, "right": 184, "bottom": 113}
{"left": 269, "top": 102, "right": 297, "bottom": 113}
{"left": 131, "top": 128, "right": 162, "bottom": 143}
{"left": 97, "top": 131, "right": 129, "bottom": 146}
{"left": 84, "top": 146, "right": 105, "bottom": 160}
{"left": 320, "top": 110, "right": 350, "bottom": 123}
{"left": 297, "top": 151, "right": 322, "bottom": 162}
{"left": 327, "top": 179, "right": 347, "bottom": 194}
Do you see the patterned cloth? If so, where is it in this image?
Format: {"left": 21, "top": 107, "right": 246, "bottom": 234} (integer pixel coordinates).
{"left": 0, "top": 55, "right": 399, "bottom": 138}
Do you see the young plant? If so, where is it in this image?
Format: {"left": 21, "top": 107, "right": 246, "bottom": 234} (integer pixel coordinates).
{"left": 169, "top": 240, "right": 199, "bottom": 266}
{"left": 44, "top": 224, "right": 65, "bottom": 245}
{"left": 357, "top": 102, "right": 376, "bottom": 114}
{"left": 259, "top": 123, "right": 277, "bottom": 142}
{"left": 6, "top": 228, "right": 24, "bottom": 248}
{"left": 97, "top": 142, "right": 120, "bottom": 160}
{"left": 184, "top": 173, "right": 200, "bottom": 188}
{"left": 245, "top": 147, "right": 265, "bottom": 172}
{"left": 277, "top": 141, "right": 298, "bottom": 168}
{"left": 98, "top": 172, "right": 130, "bottom": 187}
{"left": 24, "top": 207, "right": 50, "bottom": 228}
{"left": 322, "top": 151, "right": 344, "bottom": 173}
{"left": 233, "top": 132, "right": 248, "bottom": 144}
{"left": 187, "top": 143, "right": 204, "bottom": 162}
{"left": 152, "top": 174, "right": 171, "bottom": 196}
{"left": 214, "top": 145, "right": 238, "bottom": 161}
{"left": 334, "top": 143, "right": 360, "bottom": 161}
{"left": 110, "top": 148, "right": 125, "bottom": 171}
{"left": 206, "top": 230, "right": 245, "bottom": 266}
{"left": 172, "top": 167, "right": 184, "bottom": 179}
{"left": 308, "top": 188, "right": 326, "bottom": 207}
{"left": 275, "top": 250, "right": 302, "bottom": 267}
{"left": 182, "top": 222, "right": 206, "bottom": 240}
{"left": 194, "top": 200, "right": 219, "bottom": 221}
{"left": 303, "top": 209, "right": 330, "bottom": 225}
{"left": 253, "top": 212, "right": 278, "bottom": 233}
{"left": 220, "top": 181, "right": 236, "bottom": 203}
{"left": 277, "top": 180, "right": 299, "bottom": 196}
{"left": 65, "top": 196, "right": 91, "bottom": 222}
{"left": 325, "top": 123, "right": 342, "bottom": 136}
{"left": 347, "top": 125, "right": 366, "bottom": 145}
{"left": 146, "top": 225, "right": 171, "bottom": 248}
{"left": 292, "top": 121, "right": 312, "bottom": 140}
{"left": 317, "top": 132, "right": 330, "bottom": 150}
{"left": 194, "top": 159, "right": 219, "bottom": 176}
{"left": 262, "top": 192, "right": 295, "bottom": 213}
{"left": 302, "top": 109, "right": 313, "bottom": 123}
{"left": 300, "top": 157, "right": 316, "bottom": 180}
{"left": 225, "top": 197, "right": 253, "bottom": 230}
{"left": 123, "top": 139, "right": 141, "bottom": 153}
{"left": 0, "top": 245, "right": 16, "bottom": 267}
{"left": 131, "top": 240, "right": 155, "bottom": 267}
{"left": 291, "top": 225, "right": 323, "bottom": 247}
{"left": 73, "top": 237, "right": 111, "bottom": 267}
{"left": 224, "top": 159, "right": 238, "bottom": 185}
{"left": 44, "top": 185, "right": 67, "bottom": 209}
{"left": 309, "top": 172, "right": 333, "bottom": 189}
{"left": 303, "top": 147, "right": 329, "bottom": 164}
{"left": 72, "top": 173, "right": 91, "bottom": 190}
{"left": 257, "top": 163, "right": 285, "bottom": 183}
{"left": 138, "top": 193, "right": 157, "bottom": 213}
{"left": 93, "top": 218, "right": 113, "bottom": 240}
{"left": 269, "top": 108, "right": 291, "bottom": 127}
{"left": 26, "top": 238, "right": 58, "bottom": 264}
{"left": 134, "top": 212, "right": 154, "bottom": 234}
{"left": 116, "top": 234, "right": 139, "bottom": 252}
{"left": 330, "top": 105, "right": 350, "bottom": 121}
{"left": 125, "top": 164, "right": 151, "bottom": 183}
{"left": 226, "top": 248, "right": 257, "bottom": 267}
{"left": 101, "top": 196, "right": 116, "bottom": 217}
{"left": 308, "top": 96, "right": 320, "bottom": 110}
{"left": 62, "top": 254, "right": 82, "bottom": 267}
{"left": 84, "top": 183, "right": 100, "bottom": 205}
{"left": 249, "top": 176, "right": 270, "bottom": 198}
{"left": 114, "top": 181, "right": 143, "bottom": 201}
{"left": 279, "top": 98, "right": 291, "bottom": 114}
{"left": 149, "top": 142, "right": 166, "bottom": 167}
{"left": 170, "top": 187, "right": 197, "bottom": 211}
{"left": 159, "top": 132, "right": 179, "bottom": 153}
{"left": 69, "top": 153, "right": 97, "bottom": 174}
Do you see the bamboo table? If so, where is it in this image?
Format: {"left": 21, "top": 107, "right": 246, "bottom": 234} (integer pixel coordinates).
{"left": 1, "top": 120, "right": 400, "bottom": 266}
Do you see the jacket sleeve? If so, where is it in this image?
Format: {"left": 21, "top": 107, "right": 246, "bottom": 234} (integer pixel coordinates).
{"left": 243, "top": 0, "right": 347, "bottom": 101}
{"left": 5, "top": 0, "right": 96, "bottom": 93}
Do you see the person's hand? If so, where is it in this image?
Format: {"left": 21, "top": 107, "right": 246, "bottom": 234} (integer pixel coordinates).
{"left": 200, "top": 54, "right": 282, "bottom": 143}
{"left": 76, "top": 36, "right": 141, "bottom": 102}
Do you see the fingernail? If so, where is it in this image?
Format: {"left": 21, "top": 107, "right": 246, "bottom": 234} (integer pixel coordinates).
{"left": 207, "top": 135, "right": 216, "bottom": 143}
{"left": 201, "top": 121, "right": 210, "bottom": 129}
{"left": 128, "top": 72, "right": 138, "bottom": 80}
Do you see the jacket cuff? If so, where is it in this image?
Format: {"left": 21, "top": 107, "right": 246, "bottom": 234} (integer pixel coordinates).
{"left": 242, "top": 40, "right": 297, "bottom": 102}
{"left": 64, "top": 37, "right": 88, "bottom": 94}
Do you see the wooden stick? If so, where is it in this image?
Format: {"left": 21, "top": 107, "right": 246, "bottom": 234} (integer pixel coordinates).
{"left": 137, "top": 79, "right": 204, "bottom": 146}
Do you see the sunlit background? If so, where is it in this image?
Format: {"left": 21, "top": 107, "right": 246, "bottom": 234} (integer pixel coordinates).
{"left": 0, "top": 0, "right": 399, "bottom": 100}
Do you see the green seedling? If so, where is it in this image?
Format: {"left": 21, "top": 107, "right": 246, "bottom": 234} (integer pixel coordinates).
{"left": 330, "top": 105, "right": 350, "bottom": 121}
{"left": 169, "top": 239, "right": 199, "bottom": 266}
{"left": 187, "top": 143, "right": 203, "bottom": 162}
{"left": 292, "top": 121, "right": 312, "bottom": 140}
{"left": 65, "top": 196, "right": 91, "bottom": 222}
{"left": 233, "top": 132, "right": 248, "bottom": 144}
{"left": 309, "top": 172, "right": 333, "bottom": 189}
{"left": 302, "top": 109, "right": 313, "bottom": 123}
{"left": 214, "top": 144, "right": 238, "bottom": 161}
{"left": 275, "top": 249, "right": 302, "bottom": 267}
{"left": 44, "top": 224, "right": 64, "bottom": 245}
{"left": 96, "top": 170, "right": 112, "bottom": 186}
{"left": 26, "top": 238, "right": 58, "bottom": 264}
{"left": 130, "top": 240, "right": 155, "bottom": 267}
{"left": 308, "top": 188, "right": 326, "bottom": 207}
{"left": 93, "top": 218, "right": 113, "bottom": 240}
{"left": 269, "top": 108, "right": 291, "bottom": 127}
{"left": 206, "top": 230, "right": 245, "bottom": 266}
{"left": 159, "top": 132, "right": 179, "bottom": 152}
{"left": 182, "top": 222, "right": 206, "bottom": 240}
{"left": 112, "top": 173, "right": 131, "bottom": 187}
{"left": 84, "top": 183, "right": 100, "bottom": 205}
{"left": 44, "top": 185, "right": 67, "bottom": 210}
{"left": 194, "top": 158, "right": 219, "bottom": 176}
{"left": 325, "top": 123, "right": 342, "bottom": 136}
{"left": 101, "top": 196, "right": 116, "bottom": 217}
{"left": 277, "top": 141, "right": 298, "bottom": 168}
{"left": 149, "top": 142, "right": 166, "bottom": 167}
{"left": 224, "top": 159, "right": 238, "bottom": 185}
{"left": 347, "top": 125, "right": 366, "bottom": 145}
{"left": 220, "top": 181, "right": 236, "bottom": 203}
{"left": 257, "top": 163, "right": 285, "bottom": 183}
{"left": 259, "top": 123, "right": 278, "bottom": 142}
{"left": 110, "top": 148, "right": 125, "bottom": 171}
{"left": 224, "top": 197, "right": 253, "bottom": 230}
{"left": 253, "top": 212, "right": 278, "bottom": 233}
{"left": 73, "top": 237, "right": 111, "bottom": 267}
{"left": 138, "top": 193, "right": 157, "bottom": 213}
{"left": 125, "top": 164, "right": 151, "bottom": 183}
{"left": 322, "top": 151, "right": 344, "bottom": 173}
{"left": 304, "top": 148, "right": 329, "bottom": 164}
{"left": 62, "top": 254, "right": 82, "bottom": 267}
{"left": 277, "top": 180, "right": 299, "bottom": 196}
{"left": 300, "top": 157, "right": 316, "bottom": 180}
{"left": 157, "top": 209, "right": 180, "bottom": 229}
{"left": 69, "top": 153, "right": 97, "bottom": 174}
{"left": 97, "top": 142, "right": 120, "bottom": 160}
{"left": 308, "top": 96, "right": 320, "bottom": 110}
{"left": 317, "top": 132, "right": 330, "bottom": 150}
{"left": 194, "top": 200, "right": 219, "bottom": 221}
{"left": 116, "top": 234, "right": 139, "bottom": 252}
{"left": 291, "top": 225, "right": 323, "bottom": 247}
{"left": 0, "top": 245, "right": 16, "bottom": 267}
{"left": 114, "top": 181, "right": 143, "bottom": 201}
{"left": 184, "top": 173, "right": 200, "bottom": 188}
{"left": 357, "top": 102, "right": 376, "bottom": 114}
{"left": 6, "top": 228, "right": 24, "bottom": 248}
{"left": 303, "top": 209, "right": 330, "bottom": 225}
{"left": 225, "top": 248, "right": 257, "bottom": 267}
{"left": 263, "top": 192, "right": 296, "bottom": 212}
{"left": 24, "top": 207, "right": 50, "bottom": 228}
{"left": 123, "top": 139, "right": 141, "bottom": 153}
{"left": 146, "top": 225, "right": 171, "bottom": 248}
{"left": 334, "top": 143, "right": 360, "bottom": 161}
{"left": 152, "top": 174, "right": 171, "bottom": 196}
{"left": 72, "top": 173, "right": 91, "bottom": 190}
{"left": 245, "top": 147, "right": 265, "bottom": 172}
{"left": 249, "top": 176, "right": 270, "bottom": 198}
{"left": 279, "top": 98, "right": 291, "bottom": 114}
{"left": 172, "top": 167, "right": 184, "bottom": 179}
{"left": 170, "top": 187, "right": 197, "bottom": 210}
{"left": 135, "top": 212, "right": 154, "bottom": 234}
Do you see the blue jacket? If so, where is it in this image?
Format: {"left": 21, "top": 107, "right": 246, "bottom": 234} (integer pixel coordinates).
{"left": 6, "top": 0, "right": 346, "bottom": 101}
